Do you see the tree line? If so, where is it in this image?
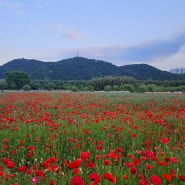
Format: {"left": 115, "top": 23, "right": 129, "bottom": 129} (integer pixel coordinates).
{"left": 0, "top": 71, "right": 185, "bottom": 93}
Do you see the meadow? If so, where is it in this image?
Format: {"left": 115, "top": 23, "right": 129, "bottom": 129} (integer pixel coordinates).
{"left": 0, "top": 92, "right": 185, "bottom": 185}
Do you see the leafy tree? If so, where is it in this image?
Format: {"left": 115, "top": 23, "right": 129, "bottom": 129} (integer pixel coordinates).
{"left": 120, "top": 84, "right": 135, "bottom": 92}
{"left": 138, "top": 84, "right": 148, "bottom": 93}
{"left": 22, "top": 85, "right": 31, "bottom": 91}
{"left": 0, "top": 80, "right": 7, "bottom": 92}
{"left": 104, "top": 85, "right": 112, "bottom": 91}
{"left": 112, "top": 85, "right": 120, "bottom": 91}
{"left": 5, "top": 71, "right": 30, "bottom": 90}
{"left": 43, "top": 82, "right": 56, "bottom": 90}
{"left": 29, "top": 82, "right": 41, "bottom": 90}
{"left": 70, "top": 85, "right": 79, "bottom": 92}
{"left": 47, "top": 82, "right": 56, "bottom": 90}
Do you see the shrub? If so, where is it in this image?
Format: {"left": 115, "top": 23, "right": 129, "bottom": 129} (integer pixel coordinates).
{"left": 22, "top": 85, "right": 31, "bottom": 91}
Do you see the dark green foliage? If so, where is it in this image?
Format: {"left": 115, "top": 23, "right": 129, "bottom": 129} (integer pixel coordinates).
{"left": 0, "top": 80, "right": 7, "bottom": 92}
{"left": 89, "top": 76, "right": 138, "bottom": 90}
{"left": 0, "top": 57, "right": 184, "bottom": 81}
{"left": 5, "top": 71, "right": 30, "bottom": 90}
{"left": 22, "top": 85, "right": 31, "bottom": 91}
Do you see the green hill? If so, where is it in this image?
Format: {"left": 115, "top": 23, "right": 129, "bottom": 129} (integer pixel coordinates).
{"left": 0, "top": 57, "right": 184, "bottom": 80}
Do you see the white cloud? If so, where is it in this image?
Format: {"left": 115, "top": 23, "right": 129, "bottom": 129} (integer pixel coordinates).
{"left": 48, "top": 23, "right": 80, "bottom": 40}
{"left": 64, "top": 29, "right": 80, "bottom": 40}
{"left": 6, "top": 2, "right": 22, "bottom": 9}
{"left": 150, "top": 45, "right": 185, "bottom": 71}
{"left": 0, "top": 1, "right": 25, "bottom": 14}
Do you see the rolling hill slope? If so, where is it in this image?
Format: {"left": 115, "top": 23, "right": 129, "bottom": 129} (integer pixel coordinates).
{"left": 0, "top": 57, "right": 184, "bottom": 80}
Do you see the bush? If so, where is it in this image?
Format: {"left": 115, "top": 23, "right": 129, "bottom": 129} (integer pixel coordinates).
{"left": 120, "top": 84, "right": 135, "bottom": 92}
{"left": 70, "top": 85, "right": 79, "bottom": 92}
{"left": 22, "top": 85, "right": 31, "bottom": 91}
{"left": 104, "top": 85, "right": 112, "bottom": 91}
{"left": 112, "top": 85, "right": 120, "bottom": 91}
{"left": 138, "top": 84, "right": 148, "bottom": 92}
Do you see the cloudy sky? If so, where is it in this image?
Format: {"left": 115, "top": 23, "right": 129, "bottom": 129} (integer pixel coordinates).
{"left": 0, "top": 0, "right": 185, "bottom": 71}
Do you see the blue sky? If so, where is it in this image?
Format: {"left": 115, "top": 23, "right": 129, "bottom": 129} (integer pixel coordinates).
{"left": 0, "top": 0, "right": 185, "bottom": 71}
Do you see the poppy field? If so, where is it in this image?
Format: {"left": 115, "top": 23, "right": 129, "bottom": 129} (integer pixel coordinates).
{"left": 0, "top": 92, "right": 185, "bottom": 185}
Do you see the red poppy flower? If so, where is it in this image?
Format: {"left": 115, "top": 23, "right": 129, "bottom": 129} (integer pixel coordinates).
{"left": 86, "top": 161, "right": 95, "bottom": 168}
{"left": 17, "top": 165, "right": 27, "bottom": 172}
{"left": 80, "top": 151, "right": 90, "bottom": 161}
{"left": 149, "top": 175, "right": 161, "bottom": 185}
{"left": 88, "top": 173, "right": 100, "bottom": 184}
{"left": 162, "top": 173, "right": 171, "bottom": 182}
{"left": 68, "top": 158, "right": 82, "bottom": 169}
{"left": 170, "top": 157, "right": 178, "bottom": 163}
{"left": 70, "top": 176, "right": 84, "bottom": 185}
{"left": 103, "top": 173, "right": 116, "bottom": 184}
{"left": 6, "top": 161, "right": 14, "bottom": 169}
{"left": 130, "top": 167, "right": 137, "bottom": 175}
{"left": 179, "top": 175, "right": 185, "bottom": 181}
{"left": 35, "top": 169, "right": 43, "bottom": 177}
{"left": 103, "top": 160, "right": 111, "bottom": 165}
{"left": 122, "top": 174, "right": 127, "bottom": 180}
{"left": 49, "top": 179, "right": 55, "bottom": 185}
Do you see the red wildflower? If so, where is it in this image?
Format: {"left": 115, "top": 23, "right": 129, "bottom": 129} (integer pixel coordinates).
{"left": 88, "top": 173, "right": 100, "bottom": 184}
{"left": 115, "top": 147, "right": 123, "bottom": 153}
{"left": 2, "top": 158, "right": 10, "bottom": 165}
{"left": 49, "top": 179, "right": 55, "bottom": 185}
{"left": 80, "top": 151, "right": 90, "bottom": 161}
{"left": 149, "top": 175, "right": 161, "bottom": 185}
{"left": 35, "top": 169, "right": 43, "bottom": 177}
{"left": 130, "top": 167, "right": 137, "bottom": 175}
{"left": 85, "top": 161, "right": 95, "bottom": 168}
{"left": 125, "top": 161, "right": 132, "bottom": 168}
{"left": 170, "top": 157, "right": 178, "bottom": 163}
{"left": 28, "top": 145, "right": 34, "bottom": 151}
{"left": 17, "top": 165, "right": 27, "bottom": 172}
{"left": 162, "top": 173, "right": 171, "bottom": 182}
{"left": 122, "top": 174, "right": 127, "bottom": 180}
{"left": 139, "top": 179, "right": 149, "bottom": 185}
{"left": 95, "top": 155, "right": 101, "bottom": 160}
{"left": 2, "top": 139, "right": 8, "bottom": 143}
{"left": 159, "top": 138, "right": 169, "bottom": 144}
{"left": 170, "top": 169, "right": 177, "bottom": 178}
{"left": 6, "top": 161, "right": 14, "bottom": 169}
{"left": 68, "top": 158, "right": 82, "bottom": 169}
{"left": 132, "top": 158, "right": 140, "bottom": 166}
{"left": 70, "top": 176, "right": 84, "bottom": 185}
{"left": 179, "top": 175, "right": 185, "bottom": 181}
{"left": 45, "top": 157, "right": 57, "bottom": 163}
{"left": 103, "top": 173, "right": 116, "bottom": 184}
{"left": 103, "top": 160, "right": 111, "bottom": 165}
{"left": 146, "top": 163, "right": 152, "bottom": 170}
{"left": 132, "top": 133, "right": 137, "bottom": 138}
{"left": 138, "top": 174, "right": 144, "bottom": 179}
{"left": 0, "top": 171, "right": 4, "bottom": 177}
{"left": 72, "top": 168, "right": 79, "bottom": 174}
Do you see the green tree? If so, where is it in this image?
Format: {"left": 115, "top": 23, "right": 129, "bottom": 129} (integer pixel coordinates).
{"left": 120, "top": 84, "right": 135, "bottom": 92}
{"left": 104, "top": 85, "right": 112, "bottom": 91}
{"left": 0, "top": 80, "right": 7, "bottom": 92}
{"left": 138, "top": 84, "right": 148, "bottom": 93}
{"left": 29, "top": 82, "right": 41, "bottom": 90}
{"left": 112, "top": 85, "right": 120, "bottom": 91}
{"left": 70, "top": 85, "right": 79, "bottom": 92}
{"left": 5, "top": 71, "right": 30, "bottom": 90}
{"left": 22, "top": 85, "right": 31, "bottom": 91}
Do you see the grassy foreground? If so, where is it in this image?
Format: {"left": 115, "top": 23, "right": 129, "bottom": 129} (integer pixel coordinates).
{"left": 0, "top": 92, "right": 185, "bottom": 185}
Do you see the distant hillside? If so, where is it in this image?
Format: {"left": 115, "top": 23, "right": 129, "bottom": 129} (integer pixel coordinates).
{"left": 0, "top": 57, "right": 184, "bottom": 80}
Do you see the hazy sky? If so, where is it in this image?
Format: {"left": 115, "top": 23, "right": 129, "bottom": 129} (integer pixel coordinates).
{"left": 1, "top": 0, "right": 185, "bottom": 71}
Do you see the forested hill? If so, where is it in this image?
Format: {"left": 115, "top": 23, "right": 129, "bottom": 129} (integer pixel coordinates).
{"left": 0, "top": 57, "right": 184, "bottom": 80}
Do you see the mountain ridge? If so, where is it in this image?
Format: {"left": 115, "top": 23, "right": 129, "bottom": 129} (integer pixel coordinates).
{"left": 0, "top": 57, "right": 184, "bottom": 80}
